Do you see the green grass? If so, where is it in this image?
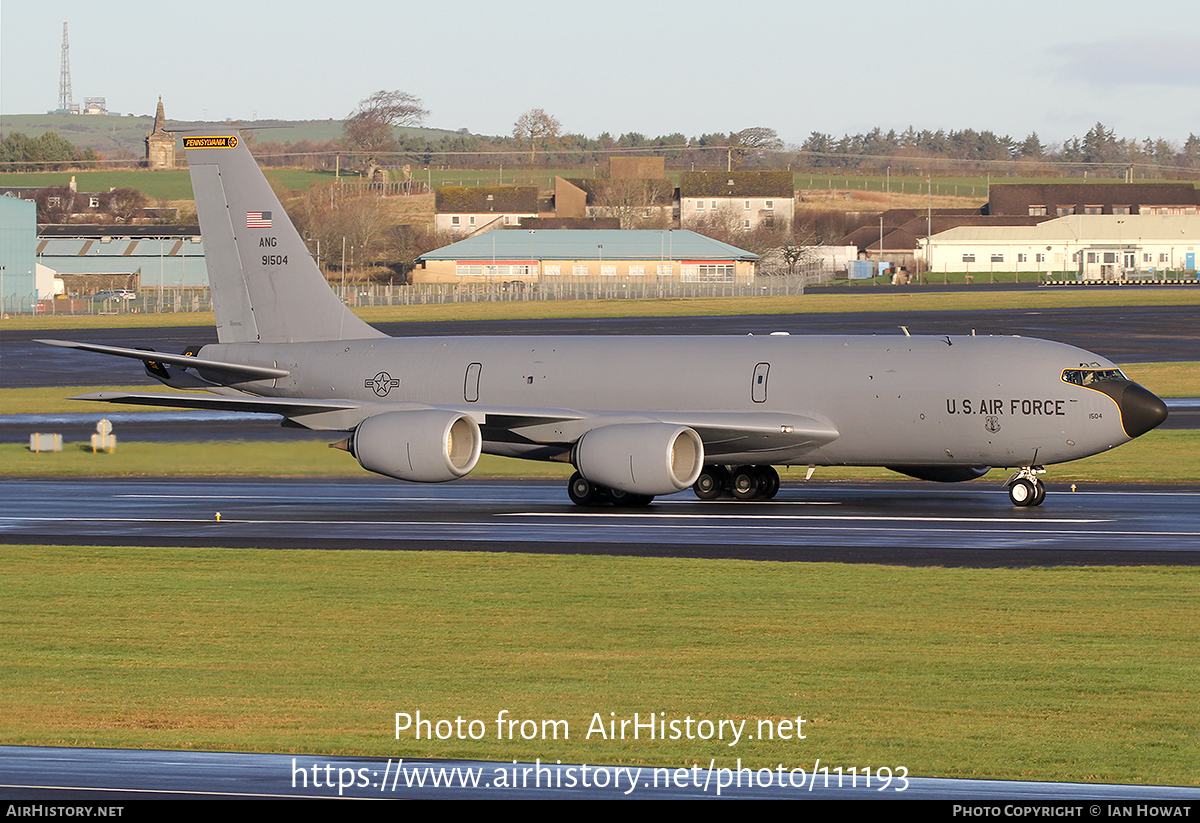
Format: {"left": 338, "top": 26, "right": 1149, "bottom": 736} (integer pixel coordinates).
{"left": 1120, "top": 362, "right": 1200, "bottom": 397}
{"left": 0, "top": 441, "right": 570, "bottom": 479}
{"left": 2, "top": 430, "right": 1196, "bottom": 483}
{"left": 0, "top": 168, "right": 343, "bottom": 200}
{"left": 793, "top": 174, "right": 1199, "bottom": 199}
{"left": 1, "top": 385, "right": 179, "bottom": 415}
{"left": 2, "top": 545, "right": 1197, "bottom": 784}
{"left": 0, "top": 169, "right": 196, "bottom": 200}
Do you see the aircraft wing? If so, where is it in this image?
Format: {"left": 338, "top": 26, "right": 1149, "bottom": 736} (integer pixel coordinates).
{"left": 70, "top": 391, "right": 358, "bottom": 418}
{"left": 491, "top": 409, "right": 838, "bottom": 462}
{"left": 656, "top": 412, "right": 839, "bottom": 457}
{"left": 38, "top": 339, "right": 289, "bottom": 381}
{"left": 68, "top": 391, "right": 587, "bottom": 434}
{"left": 69, "top": 391, "right": 835, "bottom": 459}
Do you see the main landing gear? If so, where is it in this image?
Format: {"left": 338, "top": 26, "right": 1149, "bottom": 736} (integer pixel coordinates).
{"left": 567, "top": 472, "right": 654, "bottom": 507}
{"left": 692, "top": 464, "right": 780, "bottom": 502}
{"left": 1006, "top": 467, "right": 1047, "bottom": 507}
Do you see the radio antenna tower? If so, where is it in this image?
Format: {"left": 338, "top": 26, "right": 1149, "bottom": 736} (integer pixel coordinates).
{"left": 58, "top": 21, "right": 74, "bottom": 112}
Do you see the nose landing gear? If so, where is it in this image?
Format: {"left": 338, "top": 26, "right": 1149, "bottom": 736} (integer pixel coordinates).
{"left": 1006, "top": 467, "right": 1046, "bottom": 507}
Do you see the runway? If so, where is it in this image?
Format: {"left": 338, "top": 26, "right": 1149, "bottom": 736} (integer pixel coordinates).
{"left": 3, "top": 479, "right": 1198, "bottom": 566}
{"left": 4, "top": 745, "right": 1198, "bottom": 800}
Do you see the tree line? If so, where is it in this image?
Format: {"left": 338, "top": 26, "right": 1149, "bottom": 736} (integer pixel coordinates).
{"left": 243, "top": 91, "right": 1200, "bottom": 178}
{"left": 0, "top": 131, "right": 100, "bottom": 170}
{"left": 798, "top": 123, "right": 1200, "bottom": 173}
{"left": 249, "top": 122, "right": 1200, "bottom": 177}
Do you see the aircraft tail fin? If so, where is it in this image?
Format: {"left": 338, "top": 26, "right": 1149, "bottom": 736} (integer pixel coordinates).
{"left": 181, "top": 131, "right": 383, "bottom": 344}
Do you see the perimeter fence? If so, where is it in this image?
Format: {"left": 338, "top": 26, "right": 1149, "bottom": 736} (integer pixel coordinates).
{"left": 7, "top": 267, "right": 836, "bottom": 316}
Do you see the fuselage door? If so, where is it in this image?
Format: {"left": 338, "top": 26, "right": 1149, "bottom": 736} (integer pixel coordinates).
{"left": 464, "top": 362, "right": 482, "bottom": 402}
{"left": 752, "top": 362, "right": 769, "bottom": 403}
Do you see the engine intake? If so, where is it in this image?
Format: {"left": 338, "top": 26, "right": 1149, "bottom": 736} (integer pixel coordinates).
{"left": 350, "top": 410, "right": 481, "bottom": 482}
{"left": 575, "top": 423, "right": 704, "bottom": 495}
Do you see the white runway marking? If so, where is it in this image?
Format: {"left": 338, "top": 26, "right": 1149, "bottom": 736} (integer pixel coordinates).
{"left": 502, "top": 512, "right": 1109, "bottom": 524}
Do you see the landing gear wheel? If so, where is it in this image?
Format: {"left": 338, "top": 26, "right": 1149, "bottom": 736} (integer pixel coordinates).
{"left": 757, "top": 466, "right": 780, "bottom": 500}
{"left": 693, "top": 465, "right": 728, "bottom": 500}
{"left": 1008, "top": 478, "right": 1037, "bottom": 507}
{"left": 1031, "top": 480, "right": 1046, "bottom": 506}
{"left": 730, "top": 466, "right": 761, "bottom": 501}
{"left": 568, "top": 472, "right": 601, "bottom": 506}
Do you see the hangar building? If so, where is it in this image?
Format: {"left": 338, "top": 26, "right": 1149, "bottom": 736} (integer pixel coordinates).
{"left": 917, "top": 214, "right": 1200, "bottom": 279}
{"left": 414, "top": 229, "right": 759, "bottom": 285}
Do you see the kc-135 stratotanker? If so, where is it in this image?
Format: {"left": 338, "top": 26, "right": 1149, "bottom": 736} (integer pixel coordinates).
{"left": 41, "top": 131, "right": 1167, "bottom": 507}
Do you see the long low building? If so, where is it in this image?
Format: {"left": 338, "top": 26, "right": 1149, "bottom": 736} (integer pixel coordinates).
{"left": 414, "top": 229, "right": 759, "bottom": 284}
{"left": 917, "top": 214, "right": 1200, "bottom": 279}
{"left": 36, "top": 225, "right": 208, "bottom": 288}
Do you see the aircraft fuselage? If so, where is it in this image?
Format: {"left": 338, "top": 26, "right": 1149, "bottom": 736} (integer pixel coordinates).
{"left": 200, "top": 332, "right": 1140, "bottom": 470}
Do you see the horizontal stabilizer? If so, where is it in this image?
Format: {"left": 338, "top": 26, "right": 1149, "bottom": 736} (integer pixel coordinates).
{"left": 38, "top": 339, "right": 289, "bottom": 381}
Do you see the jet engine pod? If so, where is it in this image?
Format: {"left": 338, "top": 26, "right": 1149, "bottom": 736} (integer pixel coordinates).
{"left": 351, "top": 409, "right": 481, "bottom": 482}
{"left": 575, "top": 423, "right": 704, "bottom": 495}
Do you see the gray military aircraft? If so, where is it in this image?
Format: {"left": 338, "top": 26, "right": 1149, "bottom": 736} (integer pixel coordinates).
{"left": 40, "top": 130, "right": 1167, "bottom": 507}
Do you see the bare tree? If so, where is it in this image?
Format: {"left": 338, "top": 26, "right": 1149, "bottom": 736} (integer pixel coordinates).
{"left": 35, "top": 186, "right": 76, "bottom": 223}
{"left": 292, "top": 184, "right": 387, "bottom": 276}
{"left": 344, "top": 90, "right": 429, "bottom": 179}
{"left": 512, "top": 109, "right": 562, "bottom": 164}
{"left": 781, "top": 242, "right": 814, "bottom": 275}
{"left": 108, "top": 188, "right": 147, "bottom": 223}
{"left": 592, "top": 178, "right": 674, "bottom": 229}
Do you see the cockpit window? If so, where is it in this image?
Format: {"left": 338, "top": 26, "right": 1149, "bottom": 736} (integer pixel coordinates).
{"left": 1062, "top": 368, "right": 1127, "bottom": 387}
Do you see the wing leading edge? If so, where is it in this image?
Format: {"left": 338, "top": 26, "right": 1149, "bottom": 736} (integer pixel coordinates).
{"left": 69, "top": 390, "right": 837, "bottom": 460}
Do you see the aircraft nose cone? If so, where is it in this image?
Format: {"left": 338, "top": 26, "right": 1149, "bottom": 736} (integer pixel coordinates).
{"left": 1119, "top": 382, "right": 1168, "bottom": 439}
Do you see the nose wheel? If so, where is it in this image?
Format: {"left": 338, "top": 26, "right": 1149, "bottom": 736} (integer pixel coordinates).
{"left": 1006, "top": 468, "right": 1046, "bottom": 507}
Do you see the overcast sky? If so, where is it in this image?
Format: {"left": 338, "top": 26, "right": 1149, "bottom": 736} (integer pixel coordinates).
{"left": 3, "top": 0, "right": 1197, "bottom": 146}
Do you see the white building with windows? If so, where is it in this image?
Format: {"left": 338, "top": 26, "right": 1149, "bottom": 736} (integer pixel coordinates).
{"left": 917, "top": 215, "right": 1200, "bottom": 280}
{"left": 433, "top": 185, "right": 540, "bottom": 235}
{"left": 679, "top": 171, "right": 794, "bottom": 232}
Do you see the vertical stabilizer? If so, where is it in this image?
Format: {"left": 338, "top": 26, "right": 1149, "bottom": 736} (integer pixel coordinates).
{"left": 182, "top": 131, "right": 383, "bottom": 344}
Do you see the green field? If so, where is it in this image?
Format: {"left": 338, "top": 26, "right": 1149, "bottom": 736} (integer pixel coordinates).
{"left": 2, "top": 545, "right": 1196, "bottom": 784}
{"left": 0, "top": 167, "right": 342, "bottom": 200}
{"left": 3, "top": 429, "right": 1198, "bottom": 483}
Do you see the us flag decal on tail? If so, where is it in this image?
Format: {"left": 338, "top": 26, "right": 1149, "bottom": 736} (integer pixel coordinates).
{"left": 247, "top": 211, "right": 272, "bottom": 229}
